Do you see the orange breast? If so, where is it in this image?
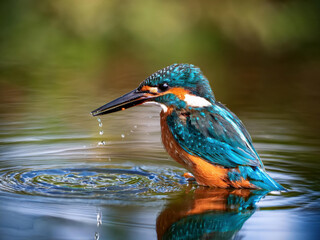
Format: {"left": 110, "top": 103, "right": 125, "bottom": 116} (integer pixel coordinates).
{"left": 160, "top": 109, "right": 255, "bottom": 189}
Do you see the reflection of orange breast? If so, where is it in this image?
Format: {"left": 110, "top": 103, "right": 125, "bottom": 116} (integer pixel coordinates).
{"left": 156, "top": 188, "right": 257, "bottom": 240}
{"left": 160, "top": 109, "right": 254, "bottom": 189}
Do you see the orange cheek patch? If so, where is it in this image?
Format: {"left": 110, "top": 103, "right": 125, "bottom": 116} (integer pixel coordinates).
{"left": 140, "top": 86, "right": 190, "bottom": 100}
{"left": 166, "top": 87, "right": 190, "bottom": 100}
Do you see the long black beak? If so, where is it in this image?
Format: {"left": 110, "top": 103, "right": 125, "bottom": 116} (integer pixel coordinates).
{"left": 91, "top": 89, "right": 154, "bottom": 116}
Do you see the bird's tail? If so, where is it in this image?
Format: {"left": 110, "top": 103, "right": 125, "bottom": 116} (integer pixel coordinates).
{"left": 238, "top": 166, "right": 286, "bottom": 191}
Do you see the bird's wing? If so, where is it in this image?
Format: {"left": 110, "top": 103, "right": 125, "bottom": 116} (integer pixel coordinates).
{"left": 166, "top": 103, "right": 263, "bottom": 168}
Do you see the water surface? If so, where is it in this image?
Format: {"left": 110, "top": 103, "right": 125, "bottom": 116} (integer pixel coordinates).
{"left": 0, "top": 70, "right": 319, "bottom": 240}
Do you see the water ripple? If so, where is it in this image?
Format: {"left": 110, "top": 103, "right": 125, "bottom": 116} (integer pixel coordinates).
{"left": 0, "top": 164, "right": 188, "bottom": 200}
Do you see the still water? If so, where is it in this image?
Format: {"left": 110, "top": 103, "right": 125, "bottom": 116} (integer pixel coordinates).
{"left": 0, "top": 73, "right": 319, "bottom": 240}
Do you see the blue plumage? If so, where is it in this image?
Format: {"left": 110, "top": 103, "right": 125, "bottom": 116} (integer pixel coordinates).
{"left": 165, "top": 102, "right": 284, "bottom": 190}
{"left": 139, "top": 63, "right": 215, "bottom": 103}
{"left": 166, "top": 105, "right": 260, "bottom": 168}
{"left": 238, "top": 166, "right": 285, "bottom": 190}
{"left": 92, "top": 63, "right": 285, "bottom": 190}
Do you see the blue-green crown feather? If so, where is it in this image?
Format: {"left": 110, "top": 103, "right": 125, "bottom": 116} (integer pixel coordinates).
{"left": 138, "top": 63, "right": 215, "bottom": 103}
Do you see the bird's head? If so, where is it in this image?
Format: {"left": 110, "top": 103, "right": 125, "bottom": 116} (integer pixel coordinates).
{"left": 91, "top": 63, "right": 215, "bottom": 116}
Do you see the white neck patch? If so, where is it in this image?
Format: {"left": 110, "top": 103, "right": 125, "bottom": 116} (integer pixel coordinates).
{"left": 184, "top": 94, "right": 212, "bottom": 107}
{"left": 142, "top": 94, "right": 211, "bottom": 112}
{"left": 143, "top": 102, "right": 168, "bottom": 112}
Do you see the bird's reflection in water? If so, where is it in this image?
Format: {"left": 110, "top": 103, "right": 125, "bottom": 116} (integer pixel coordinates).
{"left": 157, "top": 187, "right": 268, "bottom": 240}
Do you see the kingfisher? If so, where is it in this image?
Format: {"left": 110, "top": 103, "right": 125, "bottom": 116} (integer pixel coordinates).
{"left": 91, "top": 63, "right": 285, "bottom": 190}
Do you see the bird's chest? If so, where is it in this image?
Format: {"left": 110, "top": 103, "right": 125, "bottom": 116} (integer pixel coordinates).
{"left": 160, "top": 110, "right": 192, "bottom": 167}
{"left": 159, "top": 110, "right": 230, "bottom": 188}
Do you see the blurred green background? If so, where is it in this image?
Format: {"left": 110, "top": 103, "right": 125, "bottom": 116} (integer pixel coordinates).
{"left": 0, "top": 2, "right": 320, "bottom": 239}
{"left": 0, "top": 0, "right": 319, "bottom": 129}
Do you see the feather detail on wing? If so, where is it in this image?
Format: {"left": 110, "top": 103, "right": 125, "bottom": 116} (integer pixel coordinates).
{"left": 166, "top": 102, "right": 263, "bottom": 168}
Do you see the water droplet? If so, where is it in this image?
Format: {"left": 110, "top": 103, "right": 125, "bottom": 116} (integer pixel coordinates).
{"left": 99, "top": 130, "right": 104, "bottom": 135}
{"left": 97, "top": 211, "right": 102, "bottom": 226}
{"left": 98, "top": 141, "right": 106, "bottom": 146}
{"left": 97, "top": 118, "right": 101, "bottom": 123}
{"left": 95, "top": 232, "right": 99, "bottom": 240}
{"left": 99, "top": 122, "right": 103, "bottom": 127}
{"left": 134, "top": 125, "right": 137, "bottom": 129}
{"left": 121, "top": 134, "right": 125, "bottom": 138}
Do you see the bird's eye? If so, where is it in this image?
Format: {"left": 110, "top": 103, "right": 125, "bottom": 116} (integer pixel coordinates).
{"left": 158, "top": 83, "right": 169, "bottom": 91}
